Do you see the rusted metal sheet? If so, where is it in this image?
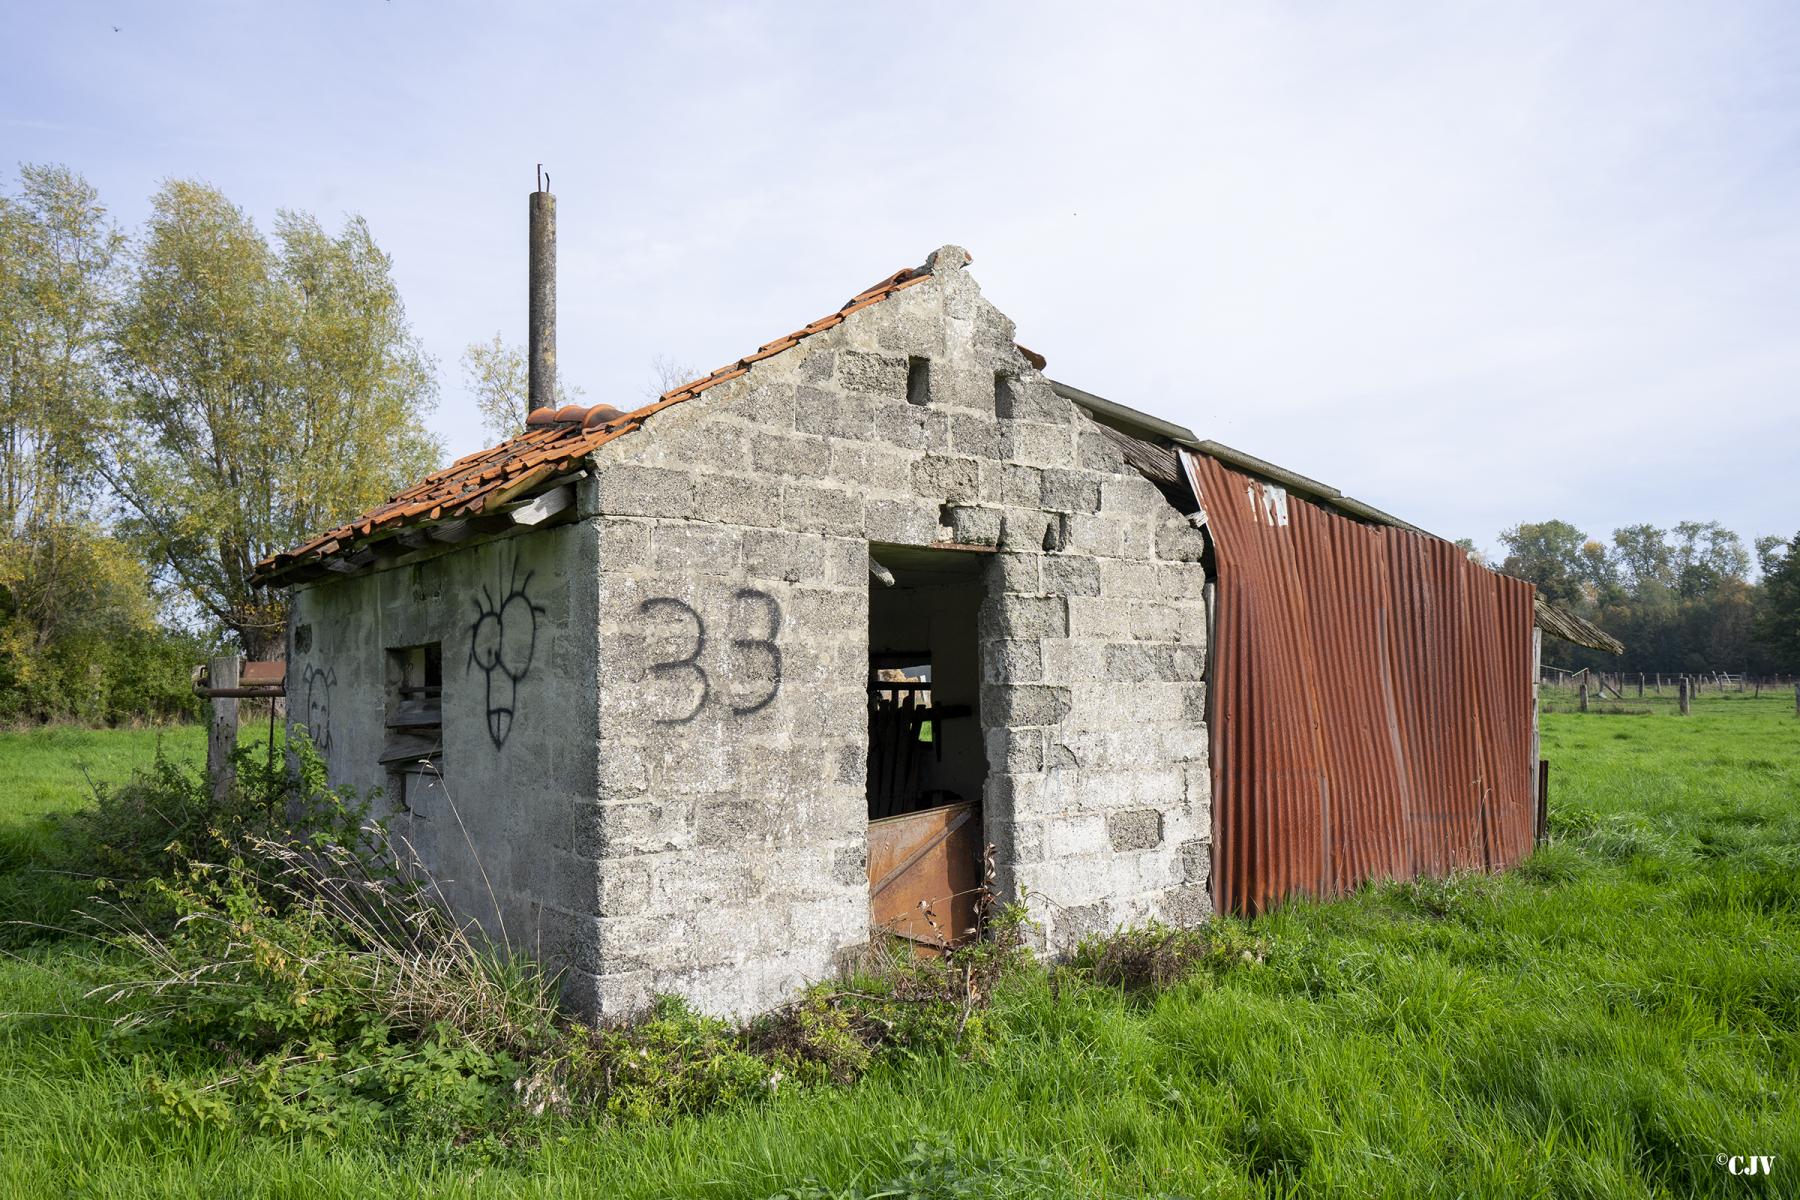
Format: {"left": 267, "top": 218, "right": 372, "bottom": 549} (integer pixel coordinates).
{"left": 193, "top": 658, "right": 286, "bottom": 698}
{"left": 1184, "top": 451, "right": 1537, "bottom": 915}
{"left": 868, "top": 800, "right": 981, "bottom": 947}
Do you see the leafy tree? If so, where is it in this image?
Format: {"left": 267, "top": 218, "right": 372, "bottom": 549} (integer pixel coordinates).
{"left": 462, "top": 333, "right": 528, "bottom": 443}
{"left": 1, "top": 165, "right": 125, "bottom": 632}
{"left": 1610, "top": 524, "right": 1675, "bottom": 596}
{"left": 1670, "top": 520, "right": 1749, "bottom": 599}
{"left": 1497, "top": 520, "right": 1599, "bottom": 607}
{"left": 106, "top": 182, "right": 441, "bottom": 659}
{"left": 0, "top": 164, "right": 195, "bottom": 722}
{"left": 1754, "top": 534, "right": 1785, "bottom": 580}
{"left": 1753, "top": 532, "right": 1800, "bottom": 671}
{"left": 461, "top": 334, "right": 586, "bottom": 443}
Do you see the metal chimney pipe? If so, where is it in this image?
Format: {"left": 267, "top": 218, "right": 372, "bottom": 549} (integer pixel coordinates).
{"left": 527, "top": 166, "right": 556, "bottom": 416}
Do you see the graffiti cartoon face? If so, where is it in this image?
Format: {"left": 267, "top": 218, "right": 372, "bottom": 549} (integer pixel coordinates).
{"left": 467, "top": 559, "right": 546, "bottom": 747}
{"left": 300, "top": 664, "right": 335, "bottom": 752}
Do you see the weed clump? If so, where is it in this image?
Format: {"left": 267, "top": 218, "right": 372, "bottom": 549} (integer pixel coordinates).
{"left": 57, "top": 736, "right": 1050, "bottom": 1138}
{"left": 1066, "top": 918, "right": 1267, "bottom": 995}
{"left": 1386, "top": 870, "right": 1503, "bottom": 920}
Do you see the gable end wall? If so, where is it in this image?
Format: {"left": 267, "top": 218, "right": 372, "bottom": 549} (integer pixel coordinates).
{"left": 575, "top": 254, "right": 1213, "bottom": 1017}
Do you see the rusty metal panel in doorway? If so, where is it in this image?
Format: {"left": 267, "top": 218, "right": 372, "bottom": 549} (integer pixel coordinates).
{"left": 868, "top": 801, "right": 980, "bottom": 947}
{"left": 1185, "top": 451, "right": 1536, "bottom": 915}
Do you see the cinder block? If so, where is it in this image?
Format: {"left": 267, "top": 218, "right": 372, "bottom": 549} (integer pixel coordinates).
{"left": 1100, "top": 474, "right": 1175, "bottom": 517}
{"left": 796, "top": 386, "right": 874, "bottom": 439}
{"left": 1042, "top": 556, "right": 1101, "bottom": 596}
{"left": 599, "top": 862, "right": 653, "bottom": 917}
{"left": 593, "top": 463, "right": 695, "bottom": 520}
{"left": 998, "top": 509, "right": 1057, "bottom": 552}
{"left": 873, "top": 401, "right": 929, "bottom": 450}
{"left": 1008, "top": 380, "right": 1070, "bottom": 424}
{"left": 993, "top": 595, "right": 1068, "bottom": 639}
{"left": 992, "top": 816, "right": 1045, "bottom": 866}
{"left": 984, "top": 726, "right": 1045, "bottom": 773}
{"left": 865, "top": 497, "right": 938, "bottom": 545}
{"left": 1156, "top": 515, "right": 1208, "bottom": 563}
{"left": 1102, "top": 642, "right": 1207, "bottom": 682}
{"left": 781, "top": 483, "right": 864, "bottom": 536}
{"left": 982, "top": 639, "right": 1043, "bottom": 684}
{"left": 1044, "top": 812, "right": 1111, "bottom": 859}
{"left": 948, "top": 414, "right": 1001, "bottom": 459}
{"left": 694, "top": 474, "right": 783, "bottom": 529}
{"left": 987, "top": 552, "right": 1041, "bottom": 595}
{"left": 837, "top": 350, "right": 908, "bottom": 397}
{"left": 1178, "top": 837, "right": 1211, "bottom": 884}
{"left": 1040, "top": 468, "right": 1102, "bottom": 514}
{"left": 752, "top": 432, "right": 831, "bottom": 478}
{"left": 1078, "top": 428, "right": 1129, "bottom": 474}
{"left": 652, "top": 523, "right": 745, "bottom": 575}
{"left": 1002, "top": 421, "right": 1071, "bottom": 466}
{"left": 1181, "top": 683, "right": 1209, "bottom": 725}
{"left": 744, "top": 530, "right": 827, "bottom": 583}
{"left": 982, "top": 684, "right": 1072, "bottom": 727}
{"left": 1106, "top": 808, "right": 1165, "bottom": 852}
{"left": 945, "top": 504, "right": 1003, "bottom": 545}
{"left": 1155, "top": 884, "right": 1213, "bottom": 927}
{"left": 911, "top": 454, "right": 981, "bottom": 503}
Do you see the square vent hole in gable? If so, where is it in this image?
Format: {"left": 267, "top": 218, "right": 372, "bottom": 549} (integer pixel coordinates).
{"left": 906, "top": 356, "right": 931, "bottom": 406}
{"left": 993, "top": 372, "right": 1016, "bottom": 419}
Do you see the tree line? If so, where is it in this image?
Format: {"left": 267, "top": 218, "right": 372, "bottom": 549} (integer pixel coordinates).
{"left": 6, "top": 161, "right": 1795, "bottom": 723}
{"left": 1487, "top": 520, "right": 1800, "bottom": 675}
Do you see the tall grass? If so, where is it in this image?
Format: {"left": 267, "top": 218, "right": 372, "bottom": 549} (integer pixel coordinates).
{"left": 0, "top": 694, "right": 1796, "bottom": 1197}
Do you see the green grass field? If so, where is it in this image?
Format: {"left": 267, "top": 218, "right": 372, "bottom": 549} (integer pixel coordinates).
{"left": 1, "top": 697, "right": 1796, "bottom": 1198}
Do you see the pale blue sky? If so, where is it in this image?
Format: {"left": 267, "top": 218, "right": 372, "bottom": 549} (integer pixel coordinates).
{"left": 5, "top": 1, "right": 1797, "bottom": 554}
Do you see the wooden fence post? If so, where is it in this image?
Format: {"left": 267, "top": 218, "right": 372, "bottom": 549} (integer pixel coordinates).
{"left": 1794, "top": 682, "right": 1799, "bottom": 718}
{"left": 1536, "top": 758, "right": 1549, "bottom": 843}
{"left": 1637, "top": 673, "right": 1644, "bottom": 698}
{"left": 1579, "top": 683, "right": 1589, "bottom": 713}
{"left": 207, "top": 655, "right": 239, "bottom": 803}
{"left": 1679, "top": 679, "right": 1691, "bottom": 716}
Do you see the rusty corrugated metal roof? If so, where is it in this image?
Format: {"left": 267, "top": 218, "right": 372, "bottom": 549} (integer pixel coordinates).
{"left": 1186, "top": 450, "right": 1538, "bottom": 915}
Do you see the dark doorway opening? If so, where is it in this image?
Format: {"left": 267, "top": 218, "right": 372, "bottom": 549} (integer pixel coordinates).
{"left": 866, "top": 544, "right": 988, "bottom": 946}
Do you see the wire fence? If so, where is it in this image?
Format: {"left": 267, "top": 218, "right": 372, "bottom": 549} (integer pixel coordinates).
{"left": 1539, "top": 670, "right": 1800, "bottom": 716}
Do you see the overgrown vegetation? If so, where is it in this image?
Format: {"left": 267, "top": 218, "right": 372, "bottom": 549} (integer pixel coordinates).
{"left": 2, "top": 696, "right": 1797, "bottom": 1196}
{"left": 2, "top": 735, "right": 1044, "bottom": 1147}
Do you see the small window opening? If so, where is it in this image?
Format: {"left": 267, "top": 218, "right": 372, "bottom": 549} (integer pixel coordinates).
{"left": 993, "top": 372, "right": 1016, "bottom": 419}
{"left": 383, "top": 644, "right": 443, "bottom": 809}
{"left": 906, "top": 356, "right": 931, "bottom": 406}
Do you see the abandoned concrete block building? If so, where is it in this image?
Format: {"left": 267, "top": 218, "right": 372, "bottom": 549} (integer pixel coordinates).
{"left": 254, "top": 242, "right": 1610, "bottom": 1017}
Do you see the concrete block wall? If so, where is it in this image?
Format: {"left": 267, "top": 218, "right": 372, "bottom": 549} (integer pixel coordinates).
{"left": 578, "top": 246, "right": 1213, "bottom": 1012}
{"left": 285, "top": 525, "right": 602, "bottom": 977}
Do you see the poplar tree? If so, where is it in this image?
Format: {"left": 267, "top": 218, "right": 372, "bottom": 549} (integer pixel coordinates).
{"left": 107, "top": 181, "right": 442, "bottom": 658}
